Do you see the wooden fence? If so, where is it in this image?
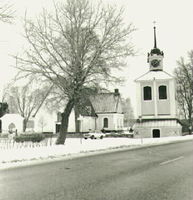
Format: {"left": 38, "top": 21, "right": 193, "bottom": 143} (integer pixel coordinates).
{"left": 0, "top": 138, "right": 56, "bottom": 150}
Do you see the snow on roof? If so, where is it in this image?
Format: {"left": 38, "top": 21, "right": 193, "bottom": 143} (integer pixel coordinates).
{"left": 0, "top": 113, "right": 24, "bottom": 120}
{"left": 135, "top": 70, "right": 173, "bottom": 82}
{"left": 90, "top": 93, "right": 122, "bottom": 113}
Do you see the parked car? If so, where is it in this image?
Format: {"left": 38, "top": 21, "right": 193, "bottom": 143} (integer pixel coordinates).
{"left": 123, "top": 131, "right": 134, "bottom": 138}
{"left": 83, "top": 131, "right": 105, "bottom": 139}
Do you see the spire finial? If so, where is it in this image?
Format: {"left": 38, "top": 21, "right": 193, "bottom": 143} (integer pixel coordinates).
{"left": 153, "top": 21, "right": 157, "bottom": 48}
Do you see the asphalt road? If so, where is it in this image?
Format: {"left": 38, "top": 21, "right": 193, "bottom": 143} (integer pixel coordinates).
{"left": 0, "top": 140, "right": 192, "bottom": 200}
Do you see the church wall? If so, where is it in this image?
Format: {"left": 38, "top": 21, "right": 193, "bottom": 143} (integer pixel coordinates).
{"left": 160, "top": 127, "right": 182, "bottom": 137}
{"left": 113, "top": 114, "right": 124, "bottom": 130}
{"left": 156, "top": 80, "right": 170, "bottom": 115}
{"left": 169, "top": 79, "right": 177, "bottom": 117}
{"left": 142, "top": 101, "right": 155, "bottom": 116}
{"left": 141, "top": 82, "right": 155, "bottom": 116}
{"left": 140, "top": 80, "right": 174, "bottom": 117}
{"left": 80, "top": 116, "right": 96, "bottom": 132}
{"left": 96, "top": 113, "right": 124, "bottom": 131}
{"left": 34, "top": 111, "right": 56, "bottom": 133}
{"left": 136, "top": 82, "right": 142, "bottom": 117}
{"left": 134, "top": 121, "right": 182, "bottom": 138}
{"left": 134, "top": 126, "right": 182, "bottom": 138}
{"left": 67, "top": 109, "right": 76, "bottom": 132}
{"left": 157, "top": 100, "right": 170, "bottom": 115}
{"left": 1, "top": 114, "right": 24, "bottom": 134}
{"left": 96, "top": 114, "right": 114, "bottom": 131}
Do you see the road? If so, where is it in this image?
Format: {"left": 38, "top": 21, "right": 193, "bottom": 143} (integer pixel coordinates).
{"left": 0, "top": 140, "right": 192, "bottom": 200}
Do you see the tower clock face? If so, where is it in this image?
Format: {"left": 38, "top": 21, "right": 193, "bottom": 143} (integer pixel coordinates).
{"left": 151, "top": 59, "right": 160, "bottom": 67}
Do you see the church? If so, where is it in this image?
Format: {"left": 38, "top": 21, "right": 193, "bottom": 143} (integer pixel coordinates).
{"left": 0, "top": 89, "right": 124, "bottom": 135}
{"left": 56, "top": 89, "right": 124, "bottom": 133}
{"left": 133, "top": 26, "right": 182, "bottom": 138}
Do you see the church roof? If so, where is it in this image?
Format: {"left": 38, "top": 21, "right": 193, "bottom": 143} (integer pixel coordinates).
{"left": 90, "top": 91, "right": 123, "bottom": 114}
{"left": 76, "top": 97, "right": 97, "bottom": 117}
{"left": 135, "top": 70, "right": 173, "bottom": 82}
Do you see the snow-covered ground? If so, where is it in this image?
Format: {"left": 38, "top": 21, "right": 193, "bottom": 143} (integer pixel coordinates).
{"left": 0, "top": 135, "right": 193, "bottom": 169}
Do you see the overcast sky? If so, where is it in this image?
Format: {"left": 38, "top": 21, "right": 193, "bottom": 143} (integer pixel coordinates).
{"left": 0, "top": 0, "right": 193, "bottom": 116}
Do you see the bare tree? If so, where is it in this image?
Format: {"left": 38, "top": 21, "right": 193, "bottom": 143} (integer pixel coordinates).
{"left": 174, "top": 50, "right": 193, "bottom": 134}
{"left": 38, "top": 115, "right": 47, "bottom": 133}
{"left": 15, "top": 0, "right": 135, "bottom": 144}
{"left": 122, "top": 97, "right": 135, "bottom": 127}
{"left": 0, "top": 2, "right": 14, "bottom": 23}
{"left": 4, "top": 84, "right": 52, "bottom": 132}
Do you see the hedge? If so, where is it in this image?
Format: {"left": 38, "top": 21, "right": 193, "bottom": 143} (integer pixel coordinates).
{"left": 14, "top": 133, "right": 45, "bottom": 143}
{"left": 105, "top": 133, "right": 134, "bottom": 138}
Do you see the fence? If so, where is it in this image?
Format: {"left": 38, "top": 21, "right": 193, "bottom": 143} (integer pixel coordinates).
{"left": 0, "top": 137, "right": 56, "bottom": 150}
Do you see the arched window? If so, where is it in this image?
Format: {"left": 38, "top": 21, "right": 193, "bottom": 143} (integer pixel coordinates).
{"left": 143, "top": 86, "right": 152, "bottom": 100}
{"left": 8, "top": 123, "right": 16, "bottom": 134}
{"left": 103, "top": 118, "right": 108, "bottom": 128}
{"left": 159, "top": 85, "right": 167, "bottom": 99}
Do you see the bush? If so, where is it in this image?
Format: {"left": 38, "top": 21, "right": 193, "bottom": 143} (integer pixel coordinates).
{"left": 42, "top": 132, "right": 55, "bottom": 138}
{"left": 105, "top": 133, "right": 133, "bottom": 138}
{"left": 14, "top": 133, "right": 45, "bottom": 143}
{"left": 0, "top": 134, "right": 9, "bottom": 138}
{"left": 180, "top": 119, "right": 191, "bottom": 133}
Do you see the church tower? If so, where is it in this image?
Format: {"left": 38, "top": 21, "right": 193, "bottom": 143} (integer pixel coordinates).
{"left": 134, "top": 26, "right": 182, "bottom": 138}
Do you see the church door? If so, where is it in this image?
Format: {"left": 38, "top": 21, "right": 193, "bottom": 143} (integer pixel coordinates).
{"left": 152, "top": 129, "right": 160, "bottom": 138}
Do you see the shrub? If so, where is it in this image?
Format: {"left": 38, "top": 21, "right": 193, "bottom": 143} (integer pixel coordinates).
{"left": 42, "top": 132, "right": 54, "bottom": 138}
{"left": 0, "top": 134, "right": 9, "bottom": 138}
{"left": 105, "top": 133, "right": 133, "bottom": 138}
{"left": 14, "top": 133, "right": 45, "bottom": 143}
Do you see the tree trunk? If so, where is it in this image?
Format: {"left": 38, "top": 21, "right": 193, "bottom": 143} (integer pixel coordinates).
{"left": 74, "top": 106, "right": 80, "bottom": 133}
{"left": 188, "top": 109, "right": 192, "bottom": 134}
{"left": 56, "top": 99, "right": 74, "bottom": 144}
{"left": 23, "top": 119, "right": 27, "bottom": 132}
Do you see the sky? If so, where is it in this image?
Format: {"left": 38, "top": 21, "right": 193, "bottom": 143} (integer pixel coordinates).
{"left": 0, "top": 0, "right": 193, "bottom": 116}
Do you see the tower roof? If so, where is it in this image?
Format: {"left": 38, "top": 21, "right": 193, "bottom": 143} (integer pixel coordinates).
{"left": 135, "top": 70, "right": 173, "bottom": 82}
{"left": 149, "top": 26, "right": 164, "bottom": 56}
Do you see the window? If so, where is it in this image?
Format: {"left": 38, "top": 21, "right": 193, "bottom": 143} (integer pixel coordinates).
{"left": 103, "top": 118, "right": 108, "bottom": 128}
{"left": 143, "top": 86, "right": 152, "bottom": 100}
{"left": 159, "top": 85, "right": 167, "bottom": 99}
{"left": 57, "top": 112, "right": 62, "bottom": 122}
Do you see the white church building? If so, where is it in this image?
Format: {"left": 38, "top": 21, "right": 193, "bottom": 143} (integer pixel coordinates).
{"left": 0, "top": 89, "right": 124, "bottom": 135}
{"left": 133, "top": 26, "right": 182, "bottom": 138}
{"left": 56, "top": 89, "right": 124, "bottom": 133}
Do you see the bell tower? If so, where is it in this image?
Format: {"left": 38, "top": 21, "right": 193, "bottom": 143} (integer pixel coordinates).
{"left": 133, "top": 25, "right": 182, "bottom": 138}
{"left": 147, "top": 25, "right": 164, "bottom": 71}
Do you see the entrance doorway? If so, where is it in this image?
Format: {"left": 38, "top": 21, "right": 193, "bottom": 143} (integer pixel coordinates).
{"left": 55, "top": 124, "right": 61, "bottom": 133}
{"left": 8, "top": 123, "right": 16, "bottom": 134}
{"left": 152, "top": 129, "right": 160, "bottom": 138}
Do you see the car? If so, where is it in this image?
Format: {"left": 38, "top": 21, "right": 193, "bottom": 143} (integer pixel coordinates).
{"left": 123, "top": 131, "right": 134, "bottom": 138}
{"left": 83, "top": 133, "right": 92, "bottom": 139}
{"left": 83, "top": 131, "right": 105, "bottom": 139}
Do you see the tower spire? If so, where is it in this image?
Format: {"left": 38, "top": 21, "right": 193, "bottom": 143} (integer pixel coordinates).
{"left": 147, "top": 22, "right": 164, "bottom": 70}
{"left": 153, "top": 21, "right": 157, "bottom": 48}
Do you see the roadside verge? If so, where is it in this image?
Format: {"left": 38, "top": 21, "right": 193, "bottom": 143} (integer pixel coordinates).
{"left": 0, "top": 135, "right": 193, "bottom": 169}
